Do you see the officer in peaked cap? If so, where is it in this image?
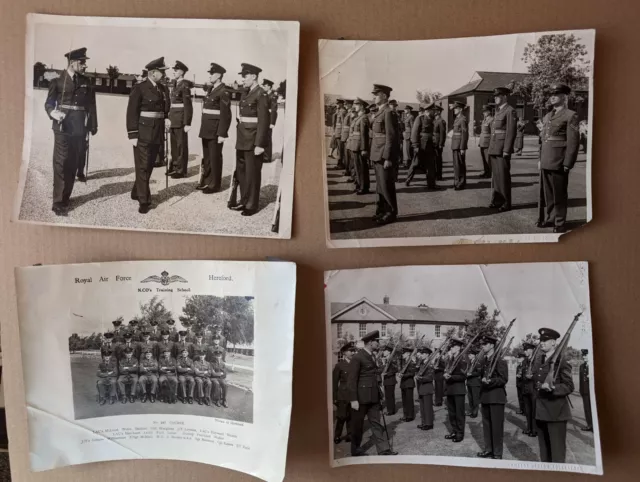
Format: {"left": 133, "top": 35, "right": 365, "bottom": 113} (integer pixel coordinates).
{"left": 101, "top": 332, "right": 116, "bottom": 358}
{"left": 488, "top": 86, "right": 517, "bottom": 211}
{"left": 432, "top": 103, "right": 446, "bottom": 180}
{"left": 444, "top": 336, "right": 468, "bottom": 443}
{"left": 579, "top": 348, "right": 593, "bottom": 431}
{"left": 126, "top": 56, "right": 170, "bottom": 214}
{"left": 166, "top": 60, "right": 193, "bottom": 179}
{"left": 261, "top": 78, "right": 279, "bottom": 166}
{"left": 348, "top": 97, "right": 371, "bottom": 195}
{"left": 478, "top": 103, "right": 494, "bottom": 178}
{"left": 521, "top": 341, "right": 538, "bottom": 437}
{"left": 399, "top": 346, "right": 418, "bottom": 422}
{"left": 333, "top": 342, "right": 357, "bottom": 444}
{"left": 45, "top": 47, "right": 98, "bottom": 213}
{"left": 415, "top": 346, "right": 435, "bottom": 430}
{"left": 466, "top": 346, "right": 482, "bottom": 419}
{"left": 329, "top": 99, "right": 345, "bottom": 161}
{"left": 380, "top": 343, "right": 398, "bottom": 415}
{"left": 450, "top": 100, "right": 469, "bottom": 190}
{"left": 118, "top": 346, "right": 139, "bottom": 403}
{"left": 198, "top": 62, "right": 231, "bottom": 193}
{"left": 228, "top": 63, "right": 270, "bottom": 217}
{"left": 408, "top": 100, "right": 437, "bottom": 188}
{"left": 537, "top": 83, "right": 580, "bottom": 233}
{"left": 346, "top": 329, "right": 397, "bottom": 456}
{"left": 533, "top": 326, "right": 573, "bottom": 463}
{"left": 402, "top": 104, "right": 416, "bottom": 168}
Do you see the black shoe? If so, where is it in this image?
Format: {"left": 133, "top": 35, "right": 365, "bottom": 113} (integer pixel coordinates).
{"left": 466, "top": 412, "right": 472, "bottom": 416}
{"left": 139, "top": 204, "right": 150, "bottom": 214}
{"left": 241, "top": 209, "right": 257, "bottom": 216}
{"left": 477, "top": 451, "right": 494, "bottom": 458}
{"left": 351, "top": 449, "right": 366, "bottom": 457}
{"left": 498, "top": 205, "right": 511, "bottom": 213}
{"left": 197, "top": 398, "right": 203, "bottom": 405}
{"left": 99, "top": 398, "right": 106, "bottom": 406}
{"left": 536, "top": 221, "right": 553, "bottom": 228}
{"left": 452, "top": 436, "right": 464, "bottom": 443}
{"left": 553, "top": 226, "right": 567, "bottom": 233}
{"left": 121, "top": 398, "right": 127, "bottom": 404}
{"left": 334, "top": 437, "right": 341, "bottom": 444}
{"left": 150, "top": 395, "right": 156, "bottom": 403}
{"left": 141, "top": 395, "right": 147, "bottom": 403}
{"left": 166, "top": 170, "right": 178, "bottom": 176}
{"left": 195, "top": 184, "right": 206, "bottom": 191}
{"left": 492, "top": 455, "right": 503, "bottom": 459}
{"left": 529, "top": 432, "right": 538, "bottom": 437}
{"left": 129, "top": 396, "right": 135, "bottom": 403}
{"left": 205, "top": 398, "right": 211, "bottom": 406}
{"left": 376, "top": 213, "right": 396, "bottom": 225}
{"left": 51, "top": 204, "right": 68, "bottom": 216}
{"left": 182, "top": 398, "right": 187, "bottom": 404}
{"left": 214, "top": 400, "right": 221, "bottom": 407}
{"left": 228, "top": 203, "right": 245, "bottom": 211}
{"left": 221, "top": 400, "right": 228, "bottom": 408}
{"left": 77, "top": 174, "right": 87, "bottom": 182}
{"left": 188, "top": 397, "right": 193, "bottom": 404}
{"left": 109, "top": 397, "right": 115, "bottom": 405}
{"left": 171, "top": 173, "right": 185, "bottom": 179}
{"left": 202, "top": 187, "right": 219, "bottom": 194}
{"left": 423, "top": 425, "right": 433, "bottom": 430}
{"left": 372, "top": 213, "right": 383, "bottom": 221}
{"left": 581, "top": 426, "right": 593, "bottom": 432}
{"left": 379, "top": 450, "right": 398, "bottom": 456}
{"left": 445, "top": 434, "right": 455, "bottom": 439}
{"left": 417, "top": 424, "right": 425, "bottom": 429}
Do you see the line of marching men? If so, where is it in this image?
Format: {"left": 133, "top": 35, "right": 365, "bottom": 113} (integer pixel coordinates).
{"left": 97, "top": 320, "right": 228, "bottom": 407}
{"left": 328, "top": 83, "right": 580, "bottom": 232}
{"left": 333, "top": 328, "right": 593, "bottom": 463}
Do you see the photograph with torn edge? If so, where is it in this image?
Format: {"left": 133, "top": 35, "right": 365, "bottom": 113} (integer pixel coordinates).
{"left": 319, "top": 30, "right": 593, "bottom": 248}
{"left": 325, "top": 263, "right": 602, "bottom": 474}
{"left": 14, "top": 260, "right": 296, "bottom": 482}
{"left": 15, "top": 14, "right": 299, "bottom": 238}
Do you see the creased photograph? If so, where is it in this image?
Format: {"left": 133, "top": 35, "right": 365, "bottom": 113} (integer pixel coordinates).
{"left": 325, "top": 262, "right": 602, "bottom": 474}
{"left": 14, "top": 260, "right": 296, "bottom": 482}
{"left": 319, "top": 30, "right": 594, "bottom": 247}
{"left": 15, "top": 14, "right": 299, "bottom": 238}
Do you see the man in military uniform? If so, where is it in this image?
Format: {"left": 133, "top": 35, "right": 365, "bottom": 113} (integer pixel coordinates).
{"left": 398, "top": 346, "right": 417, "bottom": 422}
{"left": 380, "top": 344, "right": 398, "bottom": 415}
{"left": 166, "top": 318, "right": 178, "bottom": 338}
{"left": 198, "top": 63, "right": 231, "bottom": 193}
{"left": 135, "top": 331, "right": 155, "bottom": 360}
{"left": 408, "top": 102, "right": 437, "bottom": 188}
{"left": 416, "top": 347, "right": 435, "bottom": 430}
{"left": 101, "top": 332, "right": 116, "bottom": 358}
{"left": 190, "top": 331, "right": 209, "bottom": 360}
{"left": 210, "top": 349, "right": 228, "bottom": 407}
{"left": 154, "top": 329, "right": 174, "bottom": 361}
{"left": 477, "top": 335, "right": 509, "bottom": 459}
{"left": 522, "top": 342, "right": 538, "bottom": 437}
{"left": 173, "top": 330, "right": 192, "bottom": 359}
{"left": 210, "top": 336, "right": 226, "bottom": 361}
{"left": 96, "top": 350, "right": 117, "bottom": 405}
{"left": 433, "top": 351, "right": 445, "bottom": 406}
{"left": 148, "top": 320, "right": 161, "bottom": 341}
{"left": 450, "top": 101, "right": 469, "bottom": 190}
{"left": 193, "top": 349, "right": 212, "bottom": 405}
{"left": 579, "top": 348, "right": 593, "bottom": 431}
{"left": 177, "top": 348, "right": 195, "bottom": 404}
{"left": 45, "top": 47, "right": 98, "bottom": 214}
{"left": 331, "top": 99, "right": 346, "bottom": 168}
{"left": 465, "top": 348, "right": 482, "bottom": 418}
{"left": 110, "top": 319, "right": 125, "bottom": 343}
{"left": 116, "top": 331, "right": 137, "bottom": 361}
{"left": 138, "top": 349, "right": 159, "bottom": 403}
{"left": 478, "top": 104, "right": 493, "bottom": 178}
{"left": 514, "top": 118, "right": 526, "bottom": 156}
{"left": 370, "top": 84, "right": 399, "bottom": 226}
{"left": 135, "top": 69, "right": 148, "bottom": 85}
{"left": 433, "top": 105, "right": 446, "bottom": 181}
{"left": 515, "top": 353, "right": 526, "bottom": 414}
{"left": 537, "top": 83, "right": 580, "bottom": 233}
{"left": 346, "top": 330, "right": 397, "bottom": 456}
{"left": 126, "top": 57, "right": 171, "bottom": 214}
{"left": 488, "top": 87, "right": 517, "bottom": 211}
{"left": 340, "top": 100, "right": 354, "bottom": 179}
{"left": 165, "top": 61, "right": 193, "bottom": 179}
{"left": 444, "top": 337, "right": 468, "bottom": 442}
{"left": 347, "top": 98, "right": 371, "bottom": 195}
{"left": 402, "top": 105, "right": 415, "bottom": 168}
{"left": 333, "top": 342, "right": 356, "bottom": 444}
{"left": 158, "top": 348, "right": 178, "bottom": 403}
{"left": 117, "top": 347, "right": 139, "bottom": 403}
{"left": 261, "top": 79, "right": 279, "bottom": 163}
{"left": 534, "top": 327, "right": 574, "bottom": 463}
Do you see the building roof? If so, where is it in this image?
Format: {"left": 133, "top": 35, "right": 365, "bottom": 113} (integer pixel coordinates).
{"left": 331, "top": 298, "right": 475, "bottom": 324}
{"left": 447, "top": 71, "right": 589, "bottom": 97}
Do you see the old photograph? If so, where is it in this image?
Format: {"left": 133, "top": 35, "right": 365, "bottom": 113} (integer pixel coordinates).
{"left": 325, "top": 263, "right": 602, "bottom": 474}
{"left": 320, "top": 30, "right": 594, "bottom": 247}
{"left": 16, "top": 14, "right": 299, "bottom": 238}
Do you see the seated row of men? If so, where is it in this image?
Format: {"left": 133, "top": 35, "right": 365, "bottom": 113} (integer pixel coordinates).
{"left": 97, "top": 346, "right": 227, "bottom": 407}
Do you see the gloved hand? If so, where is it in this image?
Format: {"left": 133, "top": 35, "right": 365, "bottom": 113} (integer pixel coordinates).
{"left": 130, "top": 138, "right": 138, "bottom": 147}
{"left": 184, "top": 125, "right": 191, "bottom": 133}
{"left": 218, "top": 136, "right": 226, "bottom": 144}
{"left": 50, "top": 110, "right": 66, "bottom": 122}
{"left": 254, "top": 146, "right": 265, "bottom": 156}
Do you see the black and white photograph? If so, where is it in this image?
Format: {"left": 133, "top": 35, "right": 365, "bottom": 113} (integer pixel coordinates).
{"left": 325, "top": 263, "right": 602, "bottom": 474}
{"left": 16, "top": 14, "right": 299, "bottom": 238}
{"left": 68, "top": 295, "right": 254, "bottom": 423}
{"left": 320, "top": 30, "right": 594, "bottom": 248}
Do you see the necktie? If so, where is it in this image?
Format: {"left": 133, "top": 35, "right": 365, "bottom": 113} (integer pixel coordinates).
{"left": 541, "top": 354, "right": 546, "bottom": 364}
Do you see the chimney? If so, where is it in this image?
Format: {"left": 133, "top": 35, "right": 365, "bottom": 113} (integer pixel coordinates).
{"left": 383, "top": 295, "right": 389, "bottom": 305}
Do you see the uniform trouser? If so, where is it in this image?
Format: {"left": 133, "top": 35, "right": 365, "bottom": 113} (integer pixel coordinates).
{"left": 383, "top": 384, "right": 396, "bottom": 414}
{"left": 178, "top": 375, "right": 195, "bottom": 398}
{"left": 407, "top": 145, "right": 436, "bottom": 187}
{"left": 452, "top": 150, "right": 466, "bottom": 187}
{"left": 340, "top": 140, "right": 349, "bottom": 170}
{"left": 481, "top": 403, "right": 505, "bottom": 456}
{"left": 536, "top": 420, "right": 567, "bottom": 463}
{"left": 236, "top": 149, "right": 263, "bottom": 211}
{"left": 117, "top": 374, "right": 138, "bottom": 397}
{"left": 195, "top": 377, "right": 212, "bottom": 398}
{"left": 201, "top": 138, "right": 224, "bottom": 190}
{"left": 132, "top": 141, "right": 160, "bottom": 206}
{"left": 211, "top": 378, "right": 228, "bottom": 401}
{"left": 523, "top": 393, "right": 537, "bottom": 433}
{"left": 335, "top": 139, "right": 344, "bottom": 167}
{"left": 334, "top": 400, "right": 352, "bottom": 440}
{"left": 490, "top": 155, "right": 512, "bottom": 207}
{"left": 582, "top": 394, "right": 593, "bottom": 427}
{"left": 435, "top": 146, "right": 444, "bottom": 179}
{"left": 541, "top": 168, "right": 569, "bottom": 227}
{"left": 419, "top": 393, "right": 434, "bottom": 426}
{"left": 351, "top": 150, "right": 370, "bottom": 192}
{"left": 343, "top": 148, "right": 352, "bottom": 176}
{"left": 517, "top": 384, "right": 525, "bottom": 412}
{"left": 97, "top": 377, "right": 117, "bottom": 399}
{"left": 446, "top": 394, "right": 466, "bottom": 437}
{"left": 138, "top": 374, "right": 158, "bottom": 395}
{"left": 373, "top": 161, "right": 398, "bottom": 216}
{"left": 170, "top": 127, "right": 189, "bottom": 175}
{"left": 434, "top": 377, "right": 444, "bottom": 405}
{"left": 159, "top": 375, "right": 178, "bottom": 398}
{"left": 350, "top": 402, "right": 391, "bottom": 455}
{"left": 403, "top": 139, "right": 412, "bottom": 163}
{"left": 401, "top": 387, "right": 415, "bottom": 419}
{"left": 76, "top": 136, "right": 89, "bottom": 177}
{"left": 52, "top": 133, "right": 85, "bottom": 205}
{"left": 467, "top": 384, "right": 481, "bottom": 416}
{"left": 480, "top": 147, "right": 491, "bottom": 175}
{"left": 264, "top": 128, "right": 273, "bottom": 163}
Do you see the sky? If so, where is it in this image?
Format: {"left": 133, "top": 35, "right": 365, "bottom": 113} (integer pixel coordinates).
{"left": 320, "top": 29, "right": 595, "bottom": 103}
{"left": 326, "top": 263, "right": 592, "bottom": 349}
{"left": 34, "top": 22, "right": 290, "bottom": 85}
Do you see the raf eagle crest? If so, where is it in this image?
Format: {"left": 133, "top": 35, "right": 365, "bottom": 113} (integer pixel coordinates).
{"left": 141, "top": 270, "right": 188, "bottom": 286}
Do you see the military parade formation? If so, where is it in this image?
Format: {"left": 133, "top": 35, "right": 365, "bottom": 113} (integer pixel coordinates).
{"left": 328, "top": 82, "right": 582, "bottom": 233}
{"left": 96, "top": 318, "right": 229, "bottom": 407}
{"left": 45, "top": 48, "right": 280, "bottom": 220}
{"left": 333, "top": 315, "right": 593, "bottom": 463}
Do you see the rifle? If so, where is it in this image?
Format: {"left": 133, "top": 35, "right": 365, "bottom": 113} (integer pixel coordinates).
{"left": 423, "top": 334, "right": 451, "bottom": 371}
{"left": 466, "top": 349, "right": 484, "bottom": 376}
{"left": 380, "top": 335, "right": 403, "bottom": 379}
{"left": 486, "top": 318, "right": 516, "bottom": 379}
{"left": 398, "top": 335, "right": 424, "bottom": 376}
{"left": 525, "top": 343, "right": 541, "bottom": 378}
{"left": 445, "top": 330, "right": 485, "bottom": 375}
{"left": 84, "top": 132, "right": 90, "bottom": 181}
{"left": 543, "top": 311, "right": 584, "bottom": 389}
{"left": 498, "top": 336, "right": 514, "bottom": 361}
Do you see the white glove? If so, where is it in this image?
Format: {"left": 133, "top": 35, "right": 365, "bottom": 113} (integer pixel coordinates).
{"left": 350, "top": 401, "right": 359, "bottom": 411}
{"left": 50, "top": 110, "right": 66, "bottom": 122}
{"left": 130, "top": 138, "right": 138, "bottom": 147}
{"left": 184, "top": 125, "right": 191, "bottom": 133}
{"left": 270, "top": 124, "right": 275, "bottom": 129}
{"left": 164, "top": 118, "right": 171, "bottom": 131}
{"left": 218, "top": 136, "right": 226, "bottom": 144}
{"left": 254, "top": 146, "right": 265, "bottom": 155}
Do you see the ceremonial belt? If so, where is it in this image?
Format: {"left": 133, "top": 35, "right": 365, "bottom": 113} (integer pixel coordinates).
{"left": 59, "top": 104, "right": 85, "bottom": 111}
{"left": 239, "top": 116, "right": 258, "bottom": 124}
{"left": 493, "top": 129, "right": 506, "bottom": 134}
{"left": 202, "top": 109, "right": 221, "bottom": 115}
{"left": 140, "top": 111, "right": 164, "bottom": 119}
{"left": 545, "top": 136, "right": 566, "bottom": 141}
{"left": 373, "top": 133, "right": 386, "bottom": 138}
{"left": 170, "top": 103, "right": 185, "bottom": 109}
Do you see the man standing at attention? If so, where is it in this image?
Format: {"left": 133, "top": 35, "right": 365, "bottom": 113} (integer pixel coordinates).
{"left": 488, "top": 87, "right": 517, "bottom": 212}
{"left": 450, "top": 101, "right": 468, "bottom": 190}
{"left": 347, "top": 98, "right": 371, "bottom": 195}
{"left": 579, "top": 348, "right": 593, "bottom": 431}
{"left": 478, "top": 104, "right": 493, "bottom": 178}
{"left": 333, "top": 342, "right": 356, "bottom": 445}
{"left": 166, "top": 60, "right": 193, "bottom": 179}
{"left": 433, "top": 105, "right": 446, "bottom": 181}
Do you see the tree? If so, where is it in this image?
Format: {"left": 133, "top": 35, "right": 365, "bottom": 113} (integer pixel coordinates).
{"left": 276, "top": 80, "right": 286, "bottom": 99}
{"left": 180, "top": 295, "right": 254, "bottom": 346}
{"left": 511, "top": 332, "right": 540, "bottom": 358}
{"left": 416, "top": 89, "right": 442, "bottom": 106}
{"left": 512, "top": 33, "right": 590, "bottom": 110}
{"left": 137, "top": 296, "right": 173, "bottom": 329}
{"left": 33, "top": 62, "right": 46, "bottom": 87}
{"left": 68, "top": 333, "right": 81, "bottom": 353}
{"left": 106, "top": 65, "right": 120, "bottom": 92}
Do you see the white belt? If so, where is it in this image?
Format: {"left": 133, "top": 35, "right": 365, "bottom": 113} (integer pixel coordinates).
{"left": 239, "top": 116, "right": 258, "bottom": 124}
{"left": 59, "top": 104, "right": 85, "bottom": 111}
{"left": 203, "top": 109, "right": 221, "bottom": 115}
{"left": 140, "top": 112, "right": 164, "bottom": 119}
{"left": 171, "top": 103, "right": 185, "bottom": 109}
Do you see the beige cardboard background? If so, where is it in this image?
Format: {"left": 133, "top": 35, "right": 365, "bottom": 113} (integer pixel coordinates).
{"left": 0, "top": 0, "right": 638, "bottom": 481}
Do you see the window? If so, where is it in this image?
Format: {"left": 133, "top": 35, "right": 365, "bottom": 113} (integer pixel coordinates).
{"left": 337, "top": 323, "right": 343, "bottom": 339}
{"left": 381, "top": 323, "right": 387, "bottom": 338}
{"left": 435, "top": 325, "right": 441, "bottom": 338}
{"left": 106, "top": 78, "right": 110, "bottom": 86}
{"left": 113, "top": 78, "right": 118, "bottom": 88}
{"left": 359, "top": 323, "right": 366, "bottom": 338}
{"left": 95, "top": 77, "right": 102, "bottom": 86}
{"left": 126, "top": 80, "right": 133, "bottom": 88}
{"left": 409, "top": 324, "right": 416, "bottom": 338}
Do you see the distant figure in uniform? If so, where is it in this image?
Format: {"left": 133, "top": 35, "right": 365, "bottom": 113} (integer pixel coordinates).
{"left": 210, "top": 349, "right": 228, "bottom": 407}
{"left": 533, "top": 327, "right": 574, "bottom": 463}
{"left": 450, "top": 101, "right": 469, "bottom": 190}
{"left": 262, "top": 78, "right": 278, "bottom": 163}
{"left": 158, "top": 348, "right": 178, "bottom": 404}
{"left": 444, "top": 337, "right": 468, "bottom": 442}
{"left": 398, "top": 346, "right": 417, "bottom": 422}
{"left": 154, "top": 329, "right": 174, "bottom": 362}
{"left": 537, "top": 83, "right": 580, "bottom": 233}
{"left": 579, "top": 120, "right": 588, "bottom": 154}
{"left": 193, "top": 350, "right": 212, "bottom": 405}
{"left": 126, "top": 57, "right": 171, "bottom": 214}
{"left": 177, "top": 348, "right": 195, "bottom": 404}
{"left": 478, "top": 104, "right": 493, "bottom": 178}
{"left": 370, "top": 84, "right": 399, "bottom": 226}
{"left": 408, "top": 102, "right": 437, "bottom": 188}
{"left": 135, "top": 69, "right": 148, "bottom": 85}
{"left": 45, "top": 47, "right": 97, "bottom": 214}
{"left": 522, "top": 342, "right": 538, "bottom": 437}
{"left": 110, "top": 319, "right": 125, "bottom": 343}
{"left": 346, "top": 330, "right": 397, "bottom": 457}
{"left": 173, "top": 330, "right": 192, "bottom": 359}
{"left": 148, "top": 320, "right": 161, "bottom": 342}
{"left": 198, "top": 63, "right": 231, "bottom": 193}
{"left": 433, "top": 351, "right": 445, "bottom": 406}
{"left": 138, "top": 349, "right": 159, "bottom": 403}
{"left": 166, "top": 61, "right": 193, "bottom": 179}
{"left": 347, "top": 98, "right": 371, "bottom": 195}
{"left": 117, "top": 332, "right": 137, "bottom": 361}
{"left": 579, "top": 348, "right": 593, "bottom": 431}
{"left": 433, "top": 106, "right": 446, "bottom": 181}
{"left": 477, "top": 335, "right": 508, "bottom": 460}
{"left": 402, "top": 105, "right": 415, "bottom": 168}
{"left": 101, "top": 332, "right": 116, "bottom": 358}
{"left": 228, "top": 63, "right": 270, "bottom": 217}
{"left": 514, "top": 118, "right": 526, "bottom": 156}
{"left": 333, "top": 342, "right": 356, "bottom": 444}
{"left": 380, "top": 344, "right": 398, "bottom": 415}
{"left": 465, "top": 348, "right": 482, "bottom": 418}
{"left": 341, "top": 100, "right": 354, "bottom": 179}
{"left": 117, "top": 347, "right": 139, "bottom": 403}
{"left": 332, "top": 100, "right": 346, "bottom": 168}
{"left": 96, "top": 350, "right": 117, "bottom": 405}
{"left": 516, "top": 353, "right": 526, "bottom": 414}
{"left": 488, "top": 87, "right": 517, "bottom": 212}
{"left": 415, "top": 347, "right": 435, "bottom": 430}
{"left": 135, "top": 331, "right": 154, "bottom": 360}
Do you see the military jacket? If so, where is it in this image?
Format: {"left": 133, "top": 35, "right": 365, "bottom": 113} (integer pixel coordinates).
{"left": 139, "top": 358, "right": 159, "bottom": 375}
{"left": 479, "top": 355, "right": 508, "bottom": 404}
{"left": 332, "top": 359, "right": 351, "bottom": 402}
{"left": 369, "top": 104, "right": 399, "bottom": 162}
{"left": 478, "top": 115, "right": 493, "bottom": 148}
{"left": 579, "top": 360, "right": 590, "bottom": 396}
{"left": 173, "top": 340, "right": 193, "bottom": 360}
{"left": 399, "top": 359, "right": 417, "bottom": 389}
{"left": 177, "top": 356, "right": 194, "bottom": 375}
{"left": 118, "top": 358, "right": 138, "bottom": 376}
{"left": 488, "top": 104, "right": 517, "bottom": 155}
{"left": 193, "top": 360, "right": 211, "bottom": 377}
{"left": 433, "top": 117, "right": 447, "bottom": 148}
{"left": 403, "top": 112, "right": 415, "bottom": 140}
{"left": 269, "top": 92, "right": 278, "bottom": 126}
{"left": 466, "top": 356, "right": 483, "bottom": 387}
{"left": 135, "top": 340, "right": 156, "bottom": 360}
{"left": 155, "top": 340, "right": 174, "bottom": 360}
{"left": 346, "top": 348, "right": 382, "bottom": 404}
{"left": 45, "top": 70, "right": 97, "bottom": 137}
{"left": 235, "top": 84, "right": 270, "bottom": 150}
{"left": 444, "top": 354, "right": 468, "bottom": 395}
{"left": 533, "top": 353, "right": 574, "bottom": 421}
{"left": 97, "top": 360, "right": 117, "bottom": 378}
{"left": 416, "top": 362, "right": 435, "bottom": 395}
{"left": 199, "top": 83, "right": 232, "bottom": 139}
{"left": 540, "top": 107, "right": 580, "bottom": 170}
{"left": 450, "top": 114, "right": 469, "bottom": 150}
{"left": 340, "top": 112, "right": 352, "bottom": 142}
{"left": 126, "top": 78, "right": 170, "bottom": 143}
{"left": 168, "top": 79, "right": 193, "bottom": 128}
{"left": 346, "top": 113, "right": 370, "bottom": 152}
{"left": 210, "top": 359, "right": 226, "bottom": 378}
{"left": 411, "top": 114, "right": 435, "bottom": 150}
{"left": 381, "top": 356, "right": 398, "bottom": 386}
{"left": 159, "top": 357, "right": 177, "bottom": 375}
